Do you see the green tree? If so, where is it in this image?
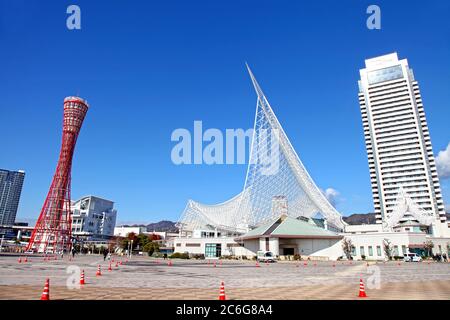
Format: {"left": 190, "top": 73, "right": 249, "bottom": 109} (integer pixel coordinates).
{"left": 143, "top": 241, "right": 160, "bottom": 256}
{"left": 137, "top": 234, "right": 150, "bottom": 249}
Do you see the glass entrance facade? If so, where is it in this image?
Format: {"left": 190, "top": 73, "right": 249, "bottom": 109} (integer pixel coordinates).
{"left": 205, "top": 243, "right": 221, "bottom": 258}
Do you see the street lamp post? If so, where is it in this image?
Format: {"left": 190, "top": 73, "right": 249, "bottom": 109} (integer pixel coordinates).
{"left": 130, "top": 239, "right": 134, "bottom": 259}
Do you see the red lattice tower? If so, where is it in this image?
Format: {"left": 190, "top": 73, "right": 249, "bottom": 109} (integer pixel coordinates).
{"left": 27, "top": 97, "right": 89, "bottom": 254}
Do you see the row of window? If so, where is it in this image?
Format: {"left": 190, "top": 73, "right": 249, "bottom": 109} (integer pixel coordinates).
{"left": 353, "top": 244, "right": 407, "bottom": 257}
{"left": 373, "top": 110, "right": 413, "bottom": 123}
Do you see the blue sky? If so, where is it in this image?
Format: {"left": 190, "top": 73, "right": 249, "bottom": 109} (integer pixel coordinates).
{"left": 1, "top": 0, "right": 449, "bottom": 224}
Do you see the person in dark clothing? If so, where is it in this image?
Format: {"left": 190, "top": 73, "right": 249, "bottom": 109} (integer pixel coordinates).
{"left": 72, "top": 248, "right": 76, "bottom": 258}
{"left": 103, "top": 249, "right": 109, "bottom": 261}
{"left": 163, "top": 253, "right": 167, "bottom": 260}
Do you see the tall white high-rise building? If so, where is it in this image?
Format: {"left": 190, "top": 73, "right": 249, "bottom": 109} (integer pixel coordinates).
{"left": 358, "top": 53, "right": 447, "bottom": 237}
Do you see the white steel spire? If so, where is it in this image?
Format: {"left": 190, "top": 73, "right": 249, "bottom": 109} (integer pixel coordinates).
{"left": 177, "top": 66, "right": 346, "bottom": 233}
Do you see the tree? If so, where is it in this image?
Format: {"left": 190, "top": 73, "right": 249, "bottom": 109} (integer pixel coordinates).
{"left": 341, "top": 238, "right": 354, "bottom": 260}
{"left": 137, "top": 234, "right": 150, "bottom": 248}
{"left": 148, "top": 233, "right": 162, "bottom": 241}
{"left": 383, "top": 238, "right": 393, "bottom": 260}
{"left": 143, "top": 241, "right": 160, "bottom": 256}
{"left": 121, "top": 232, "right": 140, "bottom": 250}
{"left": 423, "top": 240, "right": 434, "bottom": 257}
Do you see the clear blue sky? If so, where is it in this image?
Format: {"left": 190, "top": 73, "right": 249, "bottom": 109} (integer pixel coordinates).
{"left": 1, "top": 1, "right": 449, "bottom": 224}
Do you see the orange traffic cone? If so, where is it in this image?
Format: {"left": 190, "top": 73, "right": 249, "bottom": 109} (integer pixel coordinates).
{"left": 24, "top": 257, "right": 28, "bottom": 263}
{"left": 218, "top": 281, "right": 226, "bottom": 300}
{"left": 80, "top": 270, "right": 85, "bottom": 285}
{"left": 115, "top": 261, "right": 119, "bottom": 267}
{"left": 255, "top": 261, "right": 260, "bottom": 267}
{"left": 96, "top": 265, "right": 102, "bottom": 276}
{"left": 18, "top": 257, "right": 22, "bottom": 263}
{"left": 40, "top": 278, "right": 50, "bottom": 300}
{"left": 120, "top": 261, "right": 123, "bottom": 265}
{"left": 303, "top": 262, "right": 308, "bottom": 266}
{"left": 108, "top": 263, "right": 112, "bottom": 272}
{"left": 358, "top": 278, "right": 367, "bottom": 298}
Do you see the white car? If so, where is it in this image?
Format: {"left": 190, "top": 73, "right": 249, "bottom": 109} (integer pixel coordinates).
{"left": 256, "top": 250, "right": 276, "bottom": 263}
{"left": 403, "top": 253, "right": 422, "bottom": 262}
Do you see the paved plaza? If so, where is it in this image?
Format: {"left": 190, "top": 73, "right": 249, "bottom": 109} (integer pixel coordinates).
{"left": 0, "top": 254, "right": 449, "bottom": 300}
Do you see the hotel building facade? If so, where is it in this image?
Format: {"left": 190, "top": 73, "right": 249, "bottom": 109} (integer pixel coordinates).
{"left": 358, "top": 53, "right": 447, "bottom": 237}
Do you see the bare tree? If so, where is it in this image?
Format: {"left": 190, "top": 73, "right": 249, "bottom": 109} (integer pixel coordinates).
{"left": 423, "top": 240, "right": 434, "bottom": 257}
{"left": 342, "top": 238, "right": 354, "bottom": 260}
{"left": 383, "top": 238, "right": 393, "bottom": 260}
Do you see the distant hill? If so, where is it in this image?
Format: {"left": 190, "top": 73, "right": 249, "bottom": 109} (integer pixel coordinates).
{"left": 146, "top": 220, "right": 178, "bottom": 232}
{"left": 343, "top": 213, "right": 376, "bottom": 225}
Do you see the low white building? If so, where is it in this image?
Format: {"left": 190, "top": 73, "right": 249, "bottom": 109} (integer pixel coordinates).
{"left": 175, "top": 212, "right": 450, "bottom": 261}
{"left": 71, "top": 195, "right": 117, "bottom": 240}
{"left": 343, "top": 224, "right": 450, "bottom": 261}
{"left": 175, "top": 215, "right": 344, "bottom": 260}
{"left": 114, "top": 226, "right": 146, "bottom": 237}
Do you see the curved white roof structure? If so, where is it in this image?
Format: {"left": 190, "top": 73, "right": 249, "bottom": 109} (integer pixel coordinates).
{"left": 177, "top": 66, "right": 347, "bottom": 233}
{"left": 383, "top": 186, "right": 435, "bottom": 230}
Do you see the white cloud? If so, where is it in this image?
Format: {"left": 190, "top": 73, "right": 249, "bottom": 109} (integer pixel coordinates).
{"left": 436, "top": 143, "right": 450, "bottom": 179}
{"left": 322, "top": 188, "right": 340, "bottom": 207}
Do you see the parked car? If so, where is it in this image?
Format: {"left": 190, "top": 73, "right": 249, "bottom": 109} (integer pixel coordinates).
{"left": 257, "top": 250, "right": 276, "bottom": 263}
{"left": 403, "top": 253, "right": 422, "bottom": 262}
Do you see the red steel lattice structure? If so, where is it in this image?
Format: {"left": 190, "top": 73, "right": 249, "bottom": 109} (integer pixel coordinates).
{"left": 26, "top": 96, "right": 89, "bottom": 254}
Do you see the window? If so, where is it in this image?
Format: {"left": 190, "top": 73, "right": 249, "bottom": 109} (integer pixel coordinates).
{"left": 368, "top": 246, "right": 373, "bottom": 256}
{"left": 376, "top": 246, "right": 382, "bottom": 256}
{"left": 186, "top": 243, "right": 201, "bottom": 247}
{"left": 368, "top": 65, "right": 404, "bottom": 84}
{"left": 205, "top": 243, "right": 221, "bottom": 258}
{"left": 360, "top": 246, "right": 365, "bottom": 256}
{"left": 352, "top": 246, "right": 356, "bottom": 256}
